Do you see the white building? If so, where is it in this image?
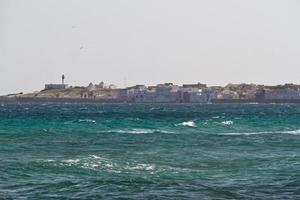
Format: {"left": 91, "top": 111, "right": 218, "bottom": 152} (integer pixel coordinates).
{"left": 86, "top": 83, "right": 96, "bottom": 92}
{"left": 265, "top": 88, "right": 300, "bottom": 99}
{"left": 116, "top": 83, "right": 213, "bottom": 103}
{"left": 189, "top": 88, "right": 212, "bottom": 103}
{"left": 44, "top": 84, "right": 68, "bottom": 90}
{"left": 178, "top": 87, "right": 212, "bottom": 103}
{"left": 217, "top": 90, "right": 239, "bottom": 99}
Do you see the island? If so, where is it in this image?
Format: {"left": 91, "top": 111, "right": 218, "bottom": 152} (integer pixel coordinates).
{"left": 2, "top": 75, "right": 300, "bottom": 103}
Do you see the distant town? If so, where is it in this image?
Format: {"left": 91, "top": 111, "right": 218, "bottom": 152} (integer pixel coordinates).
{"left": 2, "top": 75, "right": 300, "bottom": 103}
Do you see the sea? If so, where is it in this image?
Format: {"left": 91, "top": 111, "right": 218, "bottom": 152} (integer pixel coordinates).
{"left": 0, "top": 103, "right": 299, "bottom": 199}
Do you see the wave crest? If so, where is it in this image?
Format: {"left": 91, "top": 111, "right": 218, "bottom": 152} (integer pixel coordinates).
{"left": 176, "top": 121, "right": 197, "bottom": 128}
{"left": 37, "top": 155, "right": 156, "bottom": 173}
{"left": 78, "top": 119, "right": 96, "bottom": 123}
{"left": 282, "top": 129, "right": 300, "bottom": 135}
{"left": 220, "top": 129, "right": 300, "bottom": 136}
{"left": 102, "top": 129, "right": 174, "bottom": 134}
{"left": 220, "top": 131, "right": 270, "bottom": 136}
{"left": 221, "top": 120, "right": 234, "bottom": 125}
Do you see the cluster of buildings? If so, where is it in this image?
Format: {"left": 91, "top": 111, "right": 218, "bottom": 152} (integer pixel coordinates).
{"left": 115, "top": 83, "right": 211, "bottom": 103}
{"left": 43, "top": 76, "right": 300, "bottom": 103}
{"left": 77, "top": 82, "right": 300, "bottom": 103}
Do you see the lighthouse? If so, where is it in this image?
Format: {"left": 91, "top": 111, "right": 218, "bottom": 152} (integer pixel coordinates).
{"left": 44, "top": 74, "right": 68, "bottom": 90}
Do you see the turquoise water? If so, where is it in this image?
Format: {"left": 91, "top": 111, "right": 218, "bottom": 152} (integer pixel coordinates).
{"left": 0, "top": 103, "right": 299, "bottom": 199}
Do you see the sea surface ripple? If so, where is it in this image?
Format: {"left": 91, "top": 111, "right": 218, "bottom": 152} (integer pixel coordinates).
{"left": 0, "top": 103, "right": 300, "bottom": 199}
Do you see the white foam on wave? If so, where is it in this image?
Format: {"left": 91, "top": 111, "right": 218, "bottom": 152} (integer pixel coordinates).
{"left": 90, "top": 155, "right": 101, "bottom": 159}
{"left": 177, "top": 120, "right": 197, "bottom": 128}
{"left": 125, "top": 129, "right": 154, "bottom": 134}
{"left": 281, "top": 129, "right": 300, "bottom": 135}
{"left": 105, "top": 128, "right": 175, "bottom": 134}
{"left": 221, "top": 120, "right": 234, "bottom": 125}
{"left": 39, "top": 155, "right": 156, "bottom": 173}
{"left": 78, "top": 119, "right": 96, "bottom": 123}
{"left": 43, "top": 159, "right": 55, "bottom": 162}
{"left": 128, "top": 164, "right": 155, "bottom": 171}
{"left": 58, "top": 155, "right": 110, "bottom": 169}
{"left": 220, "top": 129, "right": 300, "bottom": 136}
{"left": 220, "top": 131, "right": 271, "bottom": 136}
{"left": 62, "top": 159, "right": 80, "bottom": 166}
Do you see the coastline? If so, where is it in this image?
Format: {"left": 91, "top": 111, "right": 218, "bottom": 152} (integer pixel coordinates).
{"left": 2, "top": 96, "right": 300, "bottom": 104}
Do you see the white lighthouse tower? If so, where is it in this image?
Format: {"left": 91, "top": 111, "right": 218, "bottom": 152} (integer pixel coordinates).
{"left": 62, "top": 74, "right": 65, "bottom": 84}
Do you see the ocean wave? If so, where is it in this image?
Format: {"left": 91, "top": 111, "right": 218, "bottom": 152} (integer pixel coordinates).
{"left": 125, "top": 164, "right": 155, "bottom": 171}
{"left": 62, "top": 159, "right": 81, "bottom": 166}
{"left": 37, "top": 155, "right": 156, "bottom": 172}
{"left": 220, "top": 131, "right": 271, "bottom": 136}
{"left": 78, "top": 119, "right": 96, "bottom": 123}
{"left": 63, "top": 119, "right": 97, "bottom": 124}
{"left": 281, "top": 129, "right": 300, "bottom": 135}
{"left": 38, "top": 155, "right": 114, "bottom": 170}
{"left": 176, "top": 121, "right": 197, "bottom": 128}
{"left": 220, "top": 129, "right": 300, "bottom": 136}
{"left": 150, "top": 107, "right": 158, "bottom": 111}
{"left": 36, "top": 156, "right": 203, "bottom": 175}
{"left": 103, "top": 128, "right": 175, "bottom": 134}
{"left": 115, "top": 129, "right": 154, "bottom": 134}
{"left": 221, "top": 120, "right": 234, "bottom": 125}
{"left": 212, "top": 116, "right": 220, "bottom": 119}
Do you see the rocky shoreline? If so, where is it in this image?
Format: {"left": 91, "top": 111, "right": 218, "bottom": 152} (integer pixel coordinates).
{"left": 2, "top": 96, "right": 300, "bottom": 104}
{"left": 3, "top": 82, "right": 300, "bottom": 104}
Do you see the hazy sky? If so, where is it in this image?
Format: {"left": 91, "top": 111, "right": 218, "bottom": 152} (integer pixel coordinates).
{"left": 1, "top": 0, "right": 300, "bottom": 94}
